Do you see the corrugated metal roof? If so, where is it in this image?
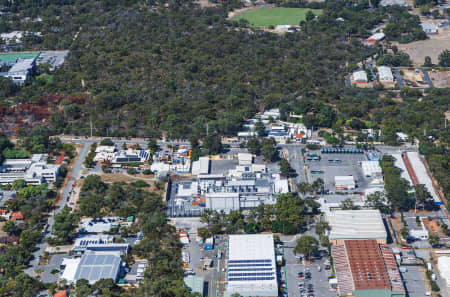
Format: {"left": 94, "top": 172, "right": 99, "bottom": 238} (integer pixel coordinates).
{"left": 327, "top": 210, "right": 387, "bottom": 240}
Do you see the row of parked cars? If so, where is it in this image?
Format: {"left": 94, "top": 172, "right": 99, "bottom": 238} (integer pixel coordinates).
{"left": 321, "top": 147, "right": 363, "bottom": 154}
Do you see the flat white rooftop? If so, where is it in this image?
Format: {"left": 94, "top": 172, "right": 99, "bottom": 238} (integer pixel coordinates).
{"left": 327, "top": 210, "right": 387, "bottom": 240}
{"left": 226, "top": 234, "right": 278, "bottom": 297}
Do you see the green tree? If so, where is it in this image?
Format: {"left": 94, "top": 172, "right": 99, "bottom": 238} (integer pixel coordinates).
{"left": 438, "top": 49, "right": 450, "bottom": 66}
{"left": 315, "top": 221, "right": 330, "bottom": 236}
{"left": 19, "top": 229, "right": 41, "bottom": 251}
{"left": 340, "top": 198, "right": 360, "bottom": 210}
{"left": 260, "top": 138, "right": 276, "bottom": 162}
{"left": 279, "top": 158, "right": 291, "bottom": 176}
{"left": 2, "top": 221, "right": 21, "bottom": 236}
{"left": 423, "top": 56, "right": 433, "bottom": 67}
{"left": 305, "top": 10, "right": 316, "bottom": 22}
{"left": 12, "top": 179, "right": 27, "bottom": 191}
{"left": 197, "top": 227, "right": 212, "bottom": 241}
{"left": 247, "top": 138, "right": 261, "bottom": 155}
{"left": 148, "top": 138, "right": 159, "bottom": 154}
{"left": 311, "top": 178, "right": 324, "bottom": 194}
{"left": 51, "top": 206, "right": 79, "bottom": 244}
{"left": 297, "top": 182, "right": 312, "bottom": 196}
{"left": 202, "top": 135, "right": 222, "bottom": 155}
{"left": 428, "top": 233, "right": 439, "bottom": 247}
{"left": 293, "top": 235, "right": 319, "bottom": 260}
{"left": 366, "top": 191, "right": 390, "bottom": 213}
{"left": 100, "top": 138, "right": 114, "bottom": 146}
{"left": 415, "top": 184, "right": 433, "bottom": 209}
{"left": 255, "top": 119, "right": 266, "bottom": 137}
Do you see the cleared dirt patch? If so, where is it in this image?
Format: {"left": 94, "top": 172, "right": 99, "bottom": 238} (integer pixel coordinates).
{"left": 399, "top": 68, "right": 429, "bottom": 88}
{"left": 395, "top": 28, "right": 450, "bottom": 66}
{"left": 101, "top": 173, "right": 154, "bottom": 183}
{"left": 428, "top": 70, "right": 450, "bottom": 88}
{"left": 100, "top": 173, "right": 165, "bottom": 195}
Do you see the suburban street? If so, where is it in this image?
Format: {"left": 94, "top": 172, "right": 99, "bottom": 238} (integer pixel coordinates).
{"left": 59, "top": 136, "right": 190, "bottom": 149}
{"left": 24, "top": 142, "right": 91, "bottom": 277}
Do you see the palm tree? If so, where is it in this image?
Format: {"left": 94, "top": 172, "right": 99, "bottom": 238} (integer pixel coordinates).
{"left": 200, "top": 209, "right": 213, "bottom": 226}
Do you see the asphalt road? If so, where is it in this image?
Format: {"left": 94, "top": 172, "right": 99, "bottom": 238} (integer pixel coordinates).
{"left": 60, "top": 136, "right": 190, "bottom": 149}
{"left": 24, "top": 142, "right": 91, "bottom": 277}
{"left": 279, "top": 144, "right": 307, "bottom": 186}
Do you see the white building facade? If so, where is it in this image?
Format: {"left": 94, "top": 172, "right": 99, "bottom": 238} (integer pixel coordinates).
{"left": 226, "top": 234, "right": 278, "bottom": 297}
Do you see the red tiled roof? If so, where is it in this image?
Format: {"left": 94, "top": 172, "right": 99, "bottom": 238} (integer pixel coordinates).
{"left": 380, "top": 245, "right": 405, "bottom": 293}
{"left": 332, "top": 244, "right": 355, "bottom": 295}
{"left": 332, "top": 240, "right": 406, "bottom": 294}
{"left": 345, "top": 240, "right": 391, "bottom": 290}
{"left": 54, "top": 290, "right": 70, "bottom": 297}
{"left": 11, "top": 211, "right": 23, "bottom": 220}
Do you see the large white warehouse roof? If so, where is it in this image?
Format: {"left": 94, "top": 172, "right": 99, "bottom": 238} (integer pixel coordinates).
{"left": 226, "top": 234, "right": 278, "bottom": 297}
{"left": 327, "top": 210, "right": 387, "bottom": 241}
{"left": 438, "top": 256, "right": 450, "bottom": 287}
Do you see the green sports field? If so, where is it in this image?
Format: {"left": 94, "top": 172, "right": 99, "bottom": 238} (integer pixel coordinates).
{"left": 233, "top": 7, "right": 322, "bottom": 27}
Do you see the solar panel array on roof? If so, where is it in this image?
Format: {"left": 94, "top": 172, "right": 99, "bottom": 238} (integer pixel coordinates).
{"left": 73, "top": 254, "right": 121, "bottom": 284}
{"left": 139, "top": 150, "right": 149, "bottom": 160}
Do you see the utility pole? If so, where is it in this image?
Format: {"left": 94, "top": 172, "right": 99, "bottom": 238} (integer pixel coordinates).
{"left": 206, "top": 123, "right": 209, "bottom": 136}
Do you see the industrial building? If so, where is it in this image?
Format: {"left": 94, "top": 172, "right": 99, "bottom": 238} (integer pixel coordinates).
{"left": 437, "top": 257, "right": 450, "bottom": 288}
{"left": 0, "top": 31, "right": 42, "bottom": 45}
{"left": 151, "top": 146, "right": 191, "bottom": 174}
{"left": 72, "top": 235, "right": 129, "bottom": 256}
{"left": 79, "top": 217, "right": 122, "bottom": 234}
{"left": 405, "top": 216, "right": 429, "bottom": 240}
{"left": 366, "top": 32, "right": 386, "bottom": 44}
{"left": 326, "top": 210, "right": 387, "bottom": 244}
{"left": 421, "top": 22, "right": 438, "bottom": 34}
{"left": 60, "top": 253, "right": 122, "bottom": 284}
{"left": 93, "top": 148, "right": 150, "bottom": 164}
{"left": 191, "top": 156, "right": 210, "bottom": 175}
{"left": 0, "top": 51, "right": 68, "bottom": 83}
{"left": 112, "top": 149, "right": 150, "bottom": 163}
{"left": 226, "top": 234, "right": 278, "bottom": 297}
{"left": 335, "top": 175, "right": 356, "bottom": 190}
{"left": 184, "top": 275, "right": 205, "bottom": 296}
{"left": 72, "top": 235, "right": 114, "bottom": 254}
{"left": 403, "top": 152, "right": 441, "bottom": 205}
{"left": 5, "top": 58, "right": 35, "bottom": 83}
{"left": 391, "top": 154, "right": 414, "bottom": 187}
{"left": 332, "top": 240, "right": 405, "bottom": 297}
{"left": 0, "top": 154, "right": 60, "bottom": 185}
{"left": 261, "top": 108, "right": 280, "bottom": 120}
{"left": 173, "top": 173, "right": 288, "bottom": 213}
{"left": 353, "top": 70, "right": 368, "bottom": 83}
{"left": 379, "top": 0, "right": 406, "bottom": 6}
{"left": 238, "top": 153, "right": 253, "bottom": 166}
{"left": 378, "top": 66, "right": 394, "bottom": 82}
{"left": 318, "top": 195, "right": 368, "bottom": 214}
{"left": 361, "top": 161, "right": 382, "bottom": 177}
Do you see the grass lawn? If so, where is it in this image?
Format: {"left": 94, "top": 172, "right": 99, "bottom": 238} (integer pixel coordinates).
{"left": 233, "top": 8, "right": 322, "bottom": 27}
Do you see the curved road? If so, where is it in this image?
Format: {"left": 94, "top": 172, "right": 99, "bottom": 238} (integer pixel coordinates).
{"left": 24, "top": 143, "right": 91, "bottom": 277}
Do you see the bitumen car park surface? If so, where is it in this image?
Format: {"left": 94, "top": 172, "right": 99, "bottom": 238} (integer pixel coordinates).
{"left": 280, "top": 144, "right": 307, "bottom": 185}
{"left": 284, "top": 244, "right": 335, "bottom": 297}
{"left": 306, "top": 152, "right": 368, "bottom": 192}
{"left": 184, "top": 234, "right": 228, "bottom": 297}
{"left": 400, "top": 264, "right": 428, "bottom": 297}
